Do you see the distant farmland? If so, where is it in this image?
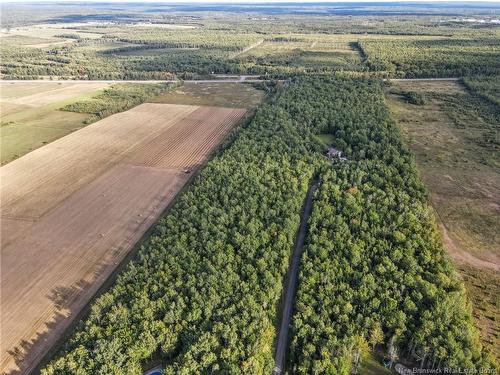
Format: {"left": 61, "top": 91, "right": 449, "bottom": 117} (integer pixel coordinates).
{"left": 0, "top": 103, "right": 246, "bottom": 374}
{"left": 0, "top": 81, "right": 111, "bottom": 165}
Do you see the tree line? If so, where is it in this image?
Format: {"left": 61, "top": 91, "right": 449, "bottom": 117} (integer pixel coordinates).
{"left": 62, "top": 83, "right": 178, "bottom": 123}
{"left": 462, "top": 75, "right": 500, "bottom": 107}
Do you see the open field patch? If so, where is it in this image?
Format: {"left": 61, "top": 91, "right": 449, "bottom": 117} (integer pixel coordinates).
{"left": 0, "top": 101, "right": 31, "bottom": 116}
{"left": 0, "top": 103, "right": 196, "bottom": 219}
{"left": 25, "top": 40, "right": 75, "bottom": 49}
{"left": 0, "top": 82, "right": 109, "bottom": 101}
{"left": 234, "top": 34, "right": 364, "bottom": 71}
{"left": 0, "top": 82, "right": 111, "bottom": 164}
{"left": 386, "top": 80, "right": 499, "bottom": 266}
{"left": 0, "top": 102, "right": 246, "bottom": 374}
{"left": 1, "top": 114, "right": 88, "bottom": 166}
{"left": 2, "top": 82, "right": 111, "bottom": 107}
{"left": 0, "top": 34, "right": 74, "bottom": 49}
{"left": 385, "top": 79, "right": 500, "bottom": 360}
{"left": 1, "top": 24, "right": 104, "bottom": 40}
{"left": 109, "top": 46, "right": 200, "bottom": 56}
{"left": 150, "top": 82, "right": 265, "bottom": 108}
{"left": 0, "top": 34, "right": 65, "bottom": 47}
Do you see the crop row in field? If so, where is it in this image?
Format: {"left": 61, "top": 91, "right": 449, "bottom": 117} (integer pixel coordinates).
{"left": 0, "top": 103, "right": 245, "bottom": 374}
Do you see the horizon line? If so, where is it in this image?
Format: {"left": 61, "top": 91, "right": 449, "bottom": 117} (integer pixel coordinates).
{"left": 2, "top": 0, "right": 500, "bottom": 4}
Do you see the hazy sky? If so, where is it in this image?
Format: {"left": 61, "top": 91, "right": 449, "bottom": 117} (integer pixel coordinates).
{"left": 2, "top": 0, "right": 500, "bottom": 3}
{"left": 1, "top": 0, "right": 499, "bottom": 4}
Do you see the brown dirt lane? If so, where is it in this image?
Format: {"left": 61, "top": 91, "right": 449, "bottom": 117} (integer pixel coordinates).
{"left": 0, "top": 103, "right": 246, "bottom": 374}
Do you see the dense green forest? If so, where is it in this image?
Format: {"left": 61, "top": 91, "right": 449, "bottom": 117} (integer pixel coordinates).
{"left": 359, "top": 37, "right": 500, "bottom": 77}
{"left": 286, "top": 77, "right": 494, "bottom": 373}
{"left": 42, "top": 76, "right": 495, "bottom": 374}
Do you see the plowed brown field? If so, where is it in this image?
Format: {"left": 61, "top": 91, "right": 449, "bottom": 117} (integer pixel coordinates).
{"left": 128, "top": 106, "right": 244, "bottom": 169}
{"left": 0, "top": 103, "right": 246, "bottom": 374}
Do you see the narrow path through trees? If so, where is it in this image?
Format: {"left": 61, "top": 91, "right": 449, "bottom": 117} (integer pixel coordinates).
{"left": 273, "top": 181, "right": 318, "bottom": 374}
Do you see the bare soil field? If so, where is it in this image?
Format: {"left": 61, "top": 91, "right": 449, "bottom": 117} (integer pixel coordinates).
{"left": 0, "top": 82, "right": 111, "bottom": 164}
{"left": 128, "top": 106, "right": 245, "bottom": 169}
{"left": 0, "top": 103, "right": 246, "bottom": 374}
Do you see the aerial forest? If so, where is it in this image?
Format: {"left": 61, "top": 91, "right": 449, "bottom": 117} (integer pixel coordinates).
{"left": 285, "top": 77, "right": 493, "bottom": 373}
{"left": 2, "top": 19, "right": 499, "bottom": 79}
{"left": 42, "top": 76, "right": 495, "bottom": 374}
{"left": 1, "top": 3, "right": 499, "bottom": 374}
